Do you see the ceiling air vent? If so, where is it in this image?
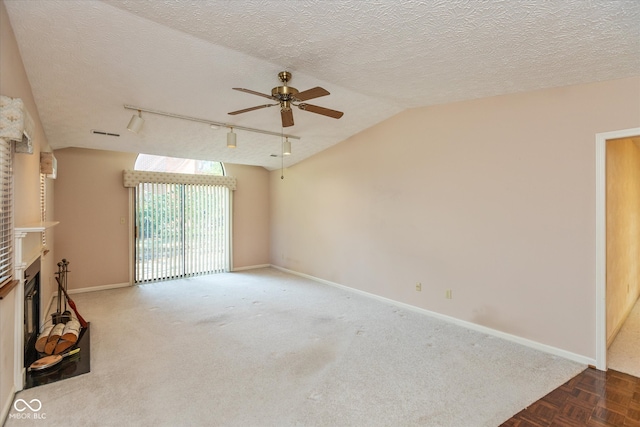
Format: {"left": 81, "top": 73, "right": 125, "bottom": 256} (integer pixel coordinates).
{"left": 91, "top": 130, "right": 120, "bottom": 137}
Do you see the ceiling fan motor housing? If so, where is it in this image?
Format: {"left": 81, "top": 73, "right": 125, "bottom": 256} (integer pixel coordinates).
{"left": 272, "top": 86, "right": 299, "bottom": 111}
{"left": 272, "top": 85, "right": 299, "bottom": 99}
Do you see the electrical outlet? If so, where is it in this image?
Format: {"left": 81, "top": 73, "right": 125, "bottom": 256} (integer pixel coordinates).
{"left": 445, "top": 289, "right": 452, "bottom": 299}
{"left": 416, "top": 282, "right": 422, "bottom": 292}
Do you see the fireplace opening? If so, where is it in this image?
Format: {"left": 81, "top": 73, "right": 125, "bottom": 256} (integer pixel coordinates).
{"left": 24, "top": 258, "right": 41, "bottom": 368}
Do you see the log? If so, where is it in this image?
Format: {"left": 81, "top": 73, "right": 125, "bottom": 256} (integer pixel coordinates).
{"left": 52, "top": 319, "right": 81, "bottom": 354}
{"left": 61, "top": 319, "right": 81, "bottom": 342}
{"left": 44, "top": 323, "right": 65, "bottom": 355}
{"left": 54, "top": 339, "right": 75, "bottom": 355}
{"left": 35, "top": 325, "right": 54, "bottom": 353}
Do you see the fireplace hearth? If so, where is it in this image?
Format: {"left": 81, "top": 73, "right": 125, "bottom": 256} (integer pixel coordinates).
{"left": 25, "top": 323, "right": 90, "bottom": 389}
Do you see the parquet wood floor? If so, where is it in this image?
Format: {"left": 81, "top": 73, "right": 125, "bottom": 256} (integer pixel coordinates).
{"left": 501, "top": 368, "right": 640, "bottom": 426}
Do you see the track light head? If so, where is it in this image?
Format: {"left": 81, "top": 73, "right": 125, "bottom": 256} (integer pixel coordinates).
{"left": 127, "top": 110, "right": 144, "bottom": 133}
{"left": 227, "top": 128, "right": 237, "bottom": 148}
{"left": 283, "top": 137, "right": 291, "bottom": 156}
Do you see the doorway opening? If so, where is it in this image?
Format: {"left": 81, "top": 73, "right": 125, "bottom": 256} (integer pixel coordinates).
{"left": 595, "top": 128, "right": 640, "bottom": 372}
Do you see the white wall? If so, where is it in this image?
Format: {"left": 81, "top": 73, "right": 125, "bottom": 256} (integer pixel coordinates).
{"left": 54, "top": 148, "right": 135, "bottom": 290}
{"left": 270, "top": 76, "right": 640, "bottom": 360}
{"left": 1, "top": 0, "right": 55, "bottom": 421}
{"left": 224, "top": 163, "right": 271, "bottom": 269}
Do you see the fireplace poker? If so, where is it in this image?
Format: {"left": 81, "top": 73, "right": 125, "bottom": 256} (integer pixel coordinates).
{"left": 56, "top": 262, "right": 63, "bottom": 314}
{"left": 61, "top": 259, "right": 69, "bottom": 312}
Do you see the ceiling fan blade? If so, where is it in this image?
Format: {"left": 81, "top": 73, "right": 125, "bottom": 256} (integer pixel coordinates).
{"left": 281, "top": 109, "right": 294, "bottom": 127}
{"left": 232, "top": 88, "right": 275, "bottom": 100}
{"left": 293, "top": 86, "right": 330, "bottom": 102}
{"left": 298, "top": 103, "right": 344, "bottom": 119}
{"left": 228, "top": 104, "right": 278, "bottom": 115}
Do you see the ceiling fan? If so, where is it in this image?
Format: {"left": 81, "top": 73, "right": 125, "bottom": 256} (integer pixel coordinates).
{"left": 228, "top": 71, "right": 344, "bottom": 127}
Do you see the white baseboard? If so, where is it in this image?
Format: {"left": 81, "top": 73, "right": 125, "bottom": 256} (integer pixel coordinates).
{"left": 271, "top": 265, "right": 595, "bottom": 367}
{"left": 1, "top": 385, "right": 15, "bottom": 426}
{"left": 48, "top": 284, "right": 130, "bottom": 327}
{"left": 67, "top": 282, "right": 131, "bottom": 295}
{"left": 232, "top": 264, "right": 271, "bottom": 272}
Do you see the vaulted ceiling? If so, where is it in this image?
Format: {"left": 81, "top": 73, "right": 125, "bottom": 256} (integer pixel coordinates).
{"left": 5, "top": 1, "right": 639, "bottom": 170}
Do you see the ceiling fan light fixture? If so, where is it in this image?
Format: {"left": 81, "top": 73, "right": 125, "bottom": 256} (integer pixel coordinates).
{"left": 283, "top": 137, "right": 291, "bottom": 156}
{"left": 227, "top": 127, "right": 237, "bottom": 148}
{"left": 127, "top": 110, "right": 144, "bottom": 133}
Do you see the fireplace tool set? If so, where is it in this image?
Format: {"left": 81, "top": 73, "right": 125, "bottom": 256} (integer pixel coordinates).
{"left": 52, "top": 259, "right": 72, "bottom": 324}
{"left": 29, "top": 259, "right": 88, "bottom": 371}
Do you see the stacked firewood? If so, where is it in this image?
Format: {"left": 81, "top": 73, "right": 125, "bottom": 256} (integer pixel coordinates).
{"left": 35, "top": 318, "right": 81, "bottom": 355}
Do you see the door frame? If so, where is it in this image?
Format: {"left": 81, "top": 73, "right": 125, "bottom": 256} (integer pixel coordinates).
{"left": 132, "top": 183, "right": 232, "bottom": 283}
{"left": 594, "top": 127, "right": 640, "bottom": 370}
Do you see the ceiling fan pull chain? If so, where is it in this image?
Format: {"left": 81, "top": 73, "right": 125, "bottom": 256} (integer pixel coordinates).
{"left": 281, "top": 127, "right": 285, "bottom": 180}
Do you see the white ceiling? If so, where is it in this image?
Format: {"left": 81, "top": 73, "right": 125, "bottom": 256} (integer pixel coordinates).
{"left": 4, "top": 1, "right": 640, "bottom": 170}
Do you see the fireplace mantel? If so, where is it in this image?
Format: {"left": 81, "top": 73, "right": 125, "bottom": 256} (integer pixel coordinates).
{"left": 14, "top": 221, "right": 58, "bottom": 274}
{"left": 15, "top": 221, "right": 60, "bottom": 234}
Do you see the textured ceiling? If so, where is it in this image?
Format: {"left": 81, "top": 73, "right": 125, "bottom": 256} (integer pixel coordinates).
{"left": 4, "top": 0, "right": 640, "bottom": 170}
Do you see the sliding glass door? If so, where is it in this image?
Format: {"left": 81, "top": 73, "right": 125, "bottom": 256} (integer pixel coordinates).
{"left": 134, "top": 182, "right": 230, "bottom": 283}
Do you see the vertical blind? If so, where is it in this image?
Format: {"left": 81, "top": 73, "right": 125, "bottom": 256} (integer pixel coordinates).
{"left": 134, "top": 182, "right": 230, "bottom": 283}
{"left": 183, "top": 183, "right": 230, "bottom": 276}
{"left": 0, "top": 138, "right": 13, "bottom": 286}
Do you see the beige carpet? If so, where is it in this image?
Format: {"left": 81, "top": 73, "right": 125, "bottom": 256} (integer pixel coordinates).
{"left": 6, "top": 268, "right": 585, "bottom": 426}
{"left": 608, "top": 297, "right": 640, "bottom": 378}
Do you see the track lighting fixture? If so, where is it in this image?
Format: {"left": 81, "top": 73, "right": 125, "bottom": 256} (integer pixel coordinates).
{"left": 123, "top": 105, "right": 301, "bottom": 154}
{"left": 127, "top": 110, "right": 144, "bottom": 133}
{"left": 227, "top": 127, "right": 237, "bottom": 148}
{"left": 124, "top": 105, "right": 299, "bottom": 139}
